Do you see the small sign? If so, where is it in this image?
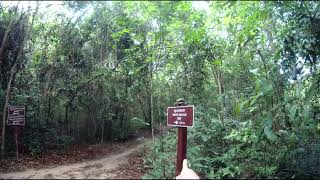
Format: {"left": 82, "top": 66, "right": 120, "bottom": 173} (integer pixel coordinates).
{"left": 167, "top": 105, "right": 194, "bottom": 127}
{"left": 7, "top": 106, "right": 25, "bottom": 126}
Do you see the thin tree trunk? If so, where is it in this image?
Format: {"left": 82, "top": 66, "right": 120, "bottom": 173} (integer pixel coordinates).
{"left": 90, "top": 104, "right": 97, "bottom": 140}
{"left": 257, "top": 49, "right": 281, "bottom": 102}
{"left": 65, "top": 105, "right": 69, "bottom": 135}
{"left": 0, "top": 3, "right": 40, "bottom": 157}
{"left": 0, "top": 31, "right": 26, "bottom": 157}
{"left": 120, "top": 107, "right": 125, "bottom": 139}
{"left": 47, "top": 94, "right": 51, "bottom": 125}
{"left": 1, "top": 60, "right": 18, "bottom": 158}
{"left": 150, "top": 63, "right": 154, "bottom": 144}
{"left": 210, "top": 65, "right": 225, "bottom": 127}
{"left": 138, "top": 94, "right": 148, "bottom": 124}
{"left": 101, "top": 117, "right": 105, "bottom": 143}
{"left": 143, "top": 81, "right": 152, "bottom": 129}
{"left": 0, "top": 3, "right": 39, "bottom": 158}
{"left": 100, "top": 102, "right": 109, "bottom": 143}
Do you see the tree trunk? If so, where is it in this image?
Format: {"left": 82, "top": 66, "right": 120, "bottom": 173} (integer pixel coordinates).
{"left": 138, "top": 94, "right": 148, "bottom": 125}
{"left": 210, "top": 65, "right": 225, "bottom": 127}
{"left": 100, "top": 117, "right": 105, "bottom": 143}
{"left": 150, "top": 62, "right": 155, "bottom": 145}
{"left": 90, "top": 104, "right": 97, "bottom": 141}
{"left": 143, "top": 81, "right": 152, "bottom": 129}
{"left": 1, "top": 9, "right": 38, "bottom": 158}
{"left": 65, "top": 105, "right": 69, "bottom": 135}
{"left": 257, "top": 49, "right": 281, "bottom": 102}
{"left": 0, "top": 14, "right": 27, "bottom": 150}
{"left": 92, "top": 116, "right": 97, "bottom": 140}
{"left": 0, "top": 4, "right": 37, "bottom": 156}
{"left": 47, "top": 94, "right": 52, "bottom": 125}
{"left": 119, "top": 106, "right": 124, "bottom": 137}
{"left": 1, "top": 46, "right": 22, "bottom": 158}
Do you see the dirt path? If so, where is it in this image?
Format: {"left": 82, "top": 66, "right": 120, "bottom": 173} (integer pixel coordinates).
{"left": 0, "top": 143, "right": 146, "bottom": 179}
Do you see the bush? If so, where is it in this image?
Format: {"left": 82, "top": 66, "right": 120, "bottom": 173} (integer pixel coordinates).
{"left": 129, "top": 117, "right": 149, "bottom": 133}
{"left": 28, "top": 139, "right": 42, "bottom": 156}
{"left": 143, "top": 131, "right": 176, "bottom": 179}
{"left": 59, "top": 135, "right": 75, "bottom": 150}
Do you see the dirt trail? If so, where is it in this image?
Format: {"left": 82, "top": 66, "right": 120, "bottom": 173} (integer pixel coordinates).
{"left": 0, "top": 143, "right": 146, "bottom": 179}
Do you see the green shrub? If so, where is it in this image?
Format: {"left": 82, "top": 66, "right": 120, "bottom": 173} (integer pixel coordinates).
{"left": 59, "top": 135, "right": 75, "bottom": 150}
{"left": 28, "top": 139, "right": 42, "bottom": 156}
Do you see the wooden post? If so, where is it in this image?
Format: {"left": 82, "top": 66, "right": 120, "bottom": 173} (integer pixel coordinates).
{"left": 13, "top": 126, "right": 20, "bottom": 158}
{"left": 176, "top": 127, "right": 187, "bottom": 176}
{"left": 175, "top": 99, "right": 187, "bottom": 176}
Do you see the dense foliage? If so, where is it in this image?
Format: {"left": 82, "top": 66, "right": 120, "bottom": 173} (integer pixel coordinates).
{"left": 0, "top": 1, "right": 319, "bottom": 178}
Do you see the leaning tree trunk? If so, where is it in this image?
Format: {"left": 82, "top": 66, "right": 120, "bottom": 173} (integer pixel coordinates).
{"left": 1, "top": 4, "right": 39, "bottom": 158}
{"left": 210, "top": 64, "right": 225, "bottom": 127}
{"left": 1, "top": 58, "right": 19, "bottom": 158}
{"left": 0, "top": 16, "right": 15, "bottom": 160}
{"left": 0, "top": 26, "right": 28, "bottom": 157}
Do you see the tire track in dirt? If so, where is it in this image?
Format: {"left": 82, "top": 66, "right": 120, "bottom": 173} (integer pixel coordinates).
{"left": 0, "top": 143, "right": 146, "bottom": 179}
{"left": 0, "top": 126, "right": 173, "bottom": 179}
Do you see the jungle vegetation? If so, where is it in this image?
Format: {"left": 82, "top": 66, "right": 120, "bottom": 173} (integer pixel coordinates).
{"left": 0, "top": 1, "right": 319, "bottom": 178}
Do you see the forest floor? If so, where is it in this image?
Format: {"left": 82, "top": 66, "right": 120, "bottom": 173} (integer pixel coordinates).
{"left": 0, "top": 127, "right": 172, "bottom": 179}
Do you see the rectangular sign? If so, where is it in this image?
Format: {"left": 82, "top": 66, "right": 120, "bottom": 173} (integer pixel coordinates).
{"left": 7, "top": 106, "right": 25, "bottom": 126}
{"left": 167, "top": 105, "right": 194, "bottom": 127}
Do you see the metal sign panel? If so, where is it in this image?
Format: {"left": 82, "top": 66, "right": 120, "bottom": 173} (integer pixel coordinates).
{"left": 167, "top": 105, "right": 194, "bottom": 127}
{"left": 7, "top": 106, "right": 25, "bottom": 126}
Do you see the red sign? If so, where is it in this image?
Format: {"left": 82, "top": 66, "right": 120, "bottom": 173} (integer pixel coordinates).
{"left": 167, "top": 105, "right": 194, "bottom": 127}
{"left": 7, "top": 106, "right": 25, "bottom": 126}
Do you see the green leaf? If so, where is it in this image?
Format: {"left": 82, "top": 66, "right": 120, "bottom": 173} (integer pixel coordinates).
{"left": 305, "top": 43, "right": 311, "bottom": 49}
{"left": 249, "top": 68, "right": 260, "bottom": 76}
{"left": 302, "top": 105, "right": 310, "bottom": 119}
{"left": 233, "top": 45, "right": 238, "bottom": 56}
{"left": 255, "top": 78, "right": 273, "bottom": 96}
{"left": 264, "top": 126, "right": 277, "bottom": 142}
{"left": 289, "top": 105, "right": 297, "bottom": 122}
{"left": 212, "top": 59, "right": 222, "bottom": 66}
{"left": 317, "top": 123, "right": 320, "bottom": 131}
{"left": 264, "top": 112, "right": 273, "bottom": 127}
{"left": 249, "top": 94, "right": 260, "bottom": 106}
{"left": 235, "top": 103, "right": 242, "bottom": 115}
{"left": 234, "top": 100, "right": 249, "bottom": 115}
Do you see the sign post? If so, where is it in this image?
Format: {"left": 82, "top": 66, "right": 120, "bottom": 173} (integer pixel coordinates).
{"left": 167, "top": 99, "right": 194, "bottom": 176}
{"left": 7, "top": 106, "right": 25, "bottom": 158}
